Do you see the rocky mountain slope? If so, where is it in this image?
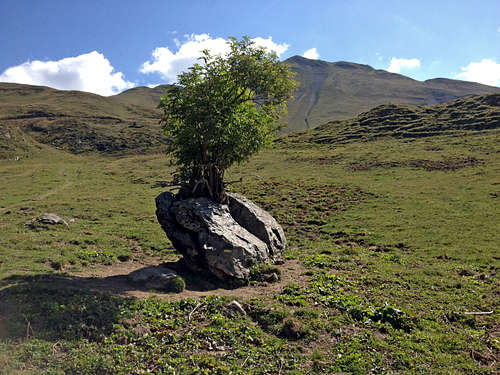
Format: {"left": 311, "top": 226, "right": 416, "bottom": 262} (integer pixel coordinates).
{"left": 284, "top": 56, "right": 500, "bottom": 132}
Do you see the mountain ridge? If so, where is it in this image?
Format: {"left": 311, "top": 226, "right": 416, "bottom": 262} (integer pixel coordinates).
{"left": 283, "top": 55, "right": 500, "bottom": 132}
{"left": 1, "top": 57, "right": 499, "bottom": 157}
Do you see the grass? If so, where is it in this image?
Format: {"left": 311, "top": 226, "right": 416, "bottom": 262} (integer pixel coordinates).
{"left": 285, "top": 93, "right": 500, "bottom": 143}
{"left": 0, "top": 126, "right": 499, "bottom": 373}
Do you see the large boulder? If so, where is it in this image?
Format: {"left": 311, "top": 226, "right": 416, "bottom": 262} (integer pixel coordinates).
{"left": 155, "top": 192, "right": 285, "bottom": 280}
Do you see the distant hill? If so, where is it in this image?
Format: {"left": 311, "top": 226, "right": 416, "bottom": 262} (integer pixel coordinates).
{"left": 284, "top": 56, "right": 500, "bottom": 132}
{"left": 283, "top": 93, "right": 500, "bottom": 145}
{"left": 112, "top": 84, "right": 171, "bottom": 108}
{"left": 0, "top": 82, "right": 169, "bottom": 157}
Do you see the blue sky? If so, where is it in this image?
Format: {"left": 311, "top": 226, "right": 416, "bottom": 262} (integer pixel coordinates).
{"left": 1, "top": 0, "right": 499, "bottom": 95}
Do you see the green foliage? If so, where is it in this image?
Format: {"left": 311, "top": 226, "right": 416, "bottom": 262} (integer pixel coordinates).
{"left": 77, "top": 249, "right": 117, "bottom": 265}
{"left": 158, "top": 36, "right": 296, "bottom": 201}
{"left": 164, "top": 276, "right": 185, "bottom": 293}
{"left": 249, "top": 262, "right": 281, "bottom": 283}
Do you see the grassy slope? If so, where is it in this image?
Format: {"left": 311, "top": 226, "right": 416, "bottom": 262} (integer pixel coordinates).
{"left": 111, "top": 84, "right": 170, "bottom": 109}
{"left": 0, "top": 111, "right": 499, "bottom": 373}
{"left": 284, "top": 56, "right": 500, "bottom": 132}
{"left": 0, "top": 83, "right": 168, "bottom": 157}
{"left": 285, "top": 93, "right": 500, "bottom": 144}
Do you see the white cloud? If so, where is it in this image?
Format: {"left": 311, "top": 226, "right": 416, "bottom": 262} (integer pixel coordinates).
{"left": 302, "top": 48, "right": 319, "bottom": 60}
{"left": 387, "top": 57, "right": 421, "bottom": 73}
{"left": 141, "top": 34, "right": 290, "bottom": 82}
{"left": 0, "top": 51, "right": 133, "bottom": 96}
{"left": 252, "top": 37, "right": 289, "bottom": 56}
{"left": 497, "top": 26, "right": 500, "bottom": 32}
{"left": 456, "top": 58, "right": 500, "bottom": 86}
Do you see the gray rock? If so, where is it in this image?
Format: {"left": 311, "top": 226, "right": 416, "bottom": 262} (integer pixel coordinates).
{"left": 227, "top": 300, "right": 247, "bottom": 316}
{"left": 227, "top": 193, "right": 286, "bottom": 262}
{"left": 128, "top": 265, "right": 177, "bottom": 290}
{"left": 37, "top": 213, "right": 68, "bottom": 226}
{"left": 155, "top": 192, "right": 286, "bottom": 280}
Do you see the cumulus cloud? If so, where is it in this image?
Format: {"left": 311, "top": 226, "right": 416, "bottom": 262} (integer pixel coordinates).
{"left": 252, "top": 36, "right": 289, "bottom": 56}
{"left": 387, "top": 57, "right": 421, "bottom": 73}
{"left": 0, "top": 51, "right": 133, "bottom": 96}
{"left": 302, "top": 48, "right": 319, "bottom": 60}
{"left": 140, "top": 34, "right": 290, "bottom": 82}
{"left": 456, "top": 58, "right": 500, "bottom": 86}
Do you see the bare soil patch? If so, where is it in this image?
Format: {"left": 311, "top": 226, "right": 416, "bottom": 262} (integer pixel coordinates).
{"left": 349, "top": 156, "right": 483, "bottom": 171}
{"left": 28, "top": 257, "right": 309, "bottom": 301}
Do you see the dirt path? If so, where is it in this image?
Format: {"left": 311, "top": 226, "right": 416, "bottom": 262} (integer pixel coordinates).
{"left": 0, "top": 166, "right": 74, "bottom": 212}
{"left": 63, "top": 258, "right": 309, "bottom": 301}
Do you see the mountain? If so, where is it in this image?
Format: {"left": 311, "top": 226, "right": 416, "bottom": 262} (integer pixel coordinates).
{"left": 1, "top": 57, "right": 499, "bottom": 158}
{"left": 283, "top": 92, "right": 500, "bottom": 145}
{"left": 284, "top": 55, "right": 500, "bottom": 132}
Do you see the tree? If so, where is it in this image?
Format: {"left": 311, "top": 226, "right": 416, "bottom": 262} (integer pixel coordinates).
{"left": 158, "top": 36, "right": 297, "bottom": 203}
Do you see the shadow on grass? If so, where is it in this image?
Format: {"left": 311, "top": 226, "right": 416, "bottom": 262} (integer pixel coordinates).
{"left": 0, "top": 276, "right": 135, "bottom": 343}
{"left": 0, "top": 260, "right": 274, "bottom": 342}
{"left": 0, "top": 265, "right": 219, "bottom": 343}
{"left": 0, "top": 261, "right": 227, "bottom": 300}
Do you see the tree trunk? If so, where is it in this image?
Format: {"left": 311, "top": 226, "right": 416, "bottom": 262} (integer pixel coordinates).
{"left": 206, "top": 164, "right": 225, "bottom": 203}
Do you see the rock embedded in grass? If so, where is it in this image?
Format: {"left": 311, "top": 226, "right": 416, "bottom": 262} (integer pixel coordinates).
{"left": 25, "top": 213, "right": 69, "bottom": 228}
{"left": 128, "top": 265, "right": 181, "bottom": 291}
{"left": 37, "top": 213, "right": 68, "bottom": 226}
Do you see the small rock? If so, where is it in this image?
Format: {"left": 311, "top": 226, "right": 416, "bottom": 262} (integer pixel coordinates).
{"left": 128, "top": 265, "right": 178, "bottom": 290}
{"left": 227, "top": 300, "right": 246, "bottom": 316}
{"left": 37, "top": 213, "right": 68, "bottom": 226}
{"left": 279, "top": 317, "right": 302, "bottom": 339}
{"left": 268, "top": 272, "right": 280, "bottom": 283}
{"left": 437, "top": 254, "right": 451, "bottom": 260}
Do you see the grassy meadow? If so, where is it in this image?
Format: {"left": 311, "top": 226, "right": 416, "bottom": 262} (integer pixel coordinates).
{"left": 0, "top": 129, "right": 499, "bottom": 374}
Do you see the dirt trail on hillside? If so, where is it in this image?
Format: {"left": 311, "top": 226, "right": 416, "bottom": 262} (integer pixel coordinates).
{"left": 61, "top": 258, "right": 308, "bottom": 301}
{"left": 0, "top": 166, "right": 74, "bottom": 212}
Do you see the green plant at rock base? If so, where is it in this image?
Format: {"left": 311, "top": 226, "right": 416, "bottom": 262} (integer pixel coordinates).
{"left": 249, "top": 262, "right": 281, "bottom": 282}
{"left": 165, "top": 276, "right": 186, "bottom": 293}
{"left": 158, "top": 36, "right": 297, "bottom": 203}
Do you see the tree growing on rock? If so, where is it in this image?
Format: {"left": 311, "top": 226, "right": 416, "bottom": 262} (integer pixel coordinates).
{"left": 158, "top": 36, "right": 297, "bottom": 203}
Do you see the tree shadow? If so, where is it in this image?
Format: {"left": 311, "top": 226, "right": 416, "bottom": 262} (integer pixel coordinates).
{"left": 0, "top": 261, "right": 242, "bottom": 341}
{"left": 0, "top": 275, "right": 135, "bottom": 343}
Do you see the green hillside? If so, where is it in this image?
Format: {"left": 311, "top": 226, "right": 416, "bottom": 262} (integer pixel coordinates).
{"left": 0, "top": 83, "right": 168, "bottom": 157}
{"left": 285, "top": 92, "right": 500, "bottom": 144}
{"left": 112, "top": 84, "right": 171, "bottom": 108}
